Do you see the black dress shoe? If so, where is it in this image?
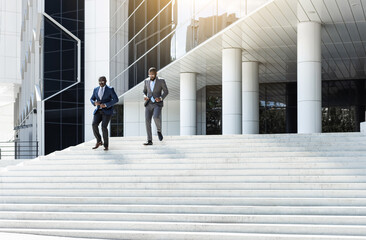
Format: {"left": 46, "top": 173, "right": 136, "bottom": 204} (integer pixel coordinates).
{"left": 143, "top": 141, "right": 153, "bottom": 146}
{"left": 157, "top": 131, "right": 163, "bottom": 141}
{"left": 92, "top": 141, "right": 103, "bottom": 149}
{"left": 104, "top": 146, "right": 109, "bottom": 151}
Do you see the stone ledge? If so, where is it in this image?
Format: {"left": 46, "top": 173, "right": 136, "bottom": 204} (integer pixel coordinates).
{"left": 0, "top": 232, "right": 93, "bottom": 240}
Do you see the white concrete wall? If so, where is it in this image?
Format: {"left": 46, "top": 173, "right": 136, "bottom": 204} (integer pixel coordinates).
{"left": 124, "top": 100, "right": 180, "bottom": 137}
{"left": 0, "top": 103, "right": 16, "bottom": 142}
{"left": 14, "top": 0, "right": 43, "bottom": 155}
{"left": 0, "top": 0, "right": 21, "bottom": 86}
{"left": 0, "top": 0, "right": 21, "bottom": 144}
{"left": 85, "top": 0, "right": 110, "bottom": 142}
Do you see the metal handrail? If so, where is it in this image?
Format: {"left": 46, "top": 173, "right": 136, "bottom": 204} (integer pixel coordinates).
{"left": 42, "top": 12, "right": 81, "bottom": 102}
{"left": 14, "top": 108, "right": 36, "bottom": 131}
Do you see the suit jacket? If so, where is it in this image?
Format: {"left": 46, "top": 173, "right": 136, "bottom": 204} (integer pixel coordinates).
{"left": 90, "top": 85, "right": 119, "bottom": 115}
{"left": 143, "top": 77, "right": 169, "bottom": 107}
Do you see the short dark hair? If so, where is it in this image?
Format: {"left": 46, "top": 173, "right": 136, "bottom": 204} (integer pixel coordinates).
{"left": 148, "top": 67, "right": 157, "bottom": 73}
{"left": 98, "top": 76, "right": 107, "bottom": 82}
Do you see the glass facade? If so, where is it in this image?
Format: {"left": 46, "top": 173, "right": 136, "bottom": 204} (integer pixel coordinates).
{"left": 259, "top": 83, "right": 289, "bottom": 134}
{"left": 44, "top": 0, "right": 85, "bottom": 154}
{"left": 322, "top": 80, "right": 366, "bottom": 132}
{"left": 205, "top": 80, "right": 366, "bottom": 134}
{"left": 111, "top": 104, "right": 124, "bottom": 137}
{"left": 110, "top": 0, "right": 271, "bottom": 96}
{"left": 206, "top": 85, "right": 222, "bottom": 135}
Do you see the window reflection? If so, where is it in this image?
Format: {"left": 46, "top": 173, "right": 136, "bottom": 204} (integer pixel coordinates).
{"left": 247, "top": 0, "right": 271, "bottom": 14}
{"left": 111, "top": 105, "right": 124, "bottom": 137}
{"left": 217, "top": 0, "right": 242, "bottom": 17}
{"left": 175, "top": 0, "right": 194, "bottom": 58}
{"left": 206, "top": 85, "right": 222, "bottom": 135}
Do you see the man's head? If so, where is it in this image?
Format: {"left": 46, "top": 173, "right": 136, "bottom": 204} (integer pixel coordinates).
{"left": 98, "top": 76, "right": 107, "bottom": 87}
{"left": 148, "top": 67, "right": 157, "bottom": 80}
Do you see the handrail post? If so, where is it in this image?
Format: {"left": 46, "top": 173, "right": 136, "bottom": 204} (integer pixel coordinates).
{"left": 36, "top": 141, "right": 39, "bottom": 158}
{"left": 14, "top": 141, "right": 18, "bottom": 159}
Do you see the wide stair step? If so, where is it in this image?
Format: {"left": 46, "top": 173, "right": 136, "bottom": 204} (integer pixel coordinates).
{"left": 1, "top": 133, "right": 366, "bottom": 239}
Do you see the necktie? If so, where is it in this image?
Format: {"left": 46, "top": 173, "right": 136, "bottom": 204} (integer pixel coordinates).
{"left": 98, "top": 87, "right": 104, "bottom": 100}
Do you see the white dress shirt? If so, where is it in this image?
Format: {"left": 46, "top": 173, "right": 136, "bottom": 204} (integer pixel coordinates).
{"left": 98, "top": 86, "right": 105, "bottom": 100}
{"left": 150, "top": 80, "right": 155, "bottom": 102}
{"left": 98, "top": 86, "right": 106, "bottom": 107}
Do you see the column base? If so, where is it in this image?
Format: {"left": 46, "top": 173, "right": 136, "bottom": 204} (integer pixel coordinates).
{"left": 361, "top": 122, "right": 366, "bottom": 134}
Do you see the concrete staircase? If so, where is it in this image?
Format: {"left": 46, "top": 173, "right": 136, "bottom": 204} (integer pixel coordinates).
{"left": 1, "top": 133, "right": 366, "bottom": 239}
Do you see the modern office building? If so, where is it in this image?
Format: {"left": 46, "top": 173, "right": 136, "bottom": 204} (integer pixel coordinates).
{"left": 14, "top": 0, "right": 366, "bottom": 157}
{"left": 15, "top": 0, "right": 84, "bottom": 156}
{"left": 0, "top": 0, "right": 22, "bottom": 159}
{"left": 114, "top": 0, "right": 366, "bottom": 137}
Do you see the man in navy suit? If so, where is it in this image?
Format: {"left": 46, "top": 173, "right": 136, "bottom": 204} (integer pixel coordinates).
{"left": 90, "top": 76, "right": 118, "bottom": 150}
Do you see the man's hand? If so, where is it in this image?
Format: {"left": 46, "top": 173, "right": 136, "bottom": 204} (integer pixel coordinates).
{"left": 100, "top": 104, "right": 107, "bottom": 108}
{"left": 155, "top": 97, "right": 161, "bottom": 103}
{"left": 94, "top": 101, "right": 101, "bottom": 106}
{"left": 144, "top": 97, "right": 149, "bottom": 101}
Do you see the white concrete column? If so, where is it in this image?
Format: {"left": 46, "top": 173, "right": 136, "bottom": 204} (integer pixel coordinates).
{"left": 242, "top": 61, "right": 259, "bottom": 134}
{"left": 297, "top": 21, "right": 322, "bottom": 133}
{"left": 222, "top": 48, "right": 242, "bottom": 135}
{"left": 361, "top": 122, "right": 366, "bottom": 134}
{"left": 85, "top": 0, "right": 110, "bottom": 142}
{"left": 35, "top": 85, "right": 44, "bottom": 156}
{"left": 180, "top": 72, "right": 197, "bottom": 135}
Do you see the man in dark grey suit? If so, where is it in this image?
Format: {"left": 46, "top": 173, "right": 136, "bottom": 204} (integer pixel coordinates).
{"left": 143, "top": 67, "right": 169, "bottom": 145}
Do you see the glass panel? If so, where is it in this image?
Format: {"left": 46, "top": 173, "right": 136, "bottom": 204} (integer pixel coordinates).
{"left": 110, "top": 0, "right": 128, "bottom": 83}
{"left": 134, "top": 1, "right": 146, "bottom": 35}
{"left": 257, "top": 80, "right": 366, "bottom": 134}
{"left": 322, "top": 107, "right": 356, "bottom": 132}
{"left": 111, "top": 104, "right": 124, "bottom": 137}
{"left": 322, "top": 79, "right": 366, "bottom": 132}
{"left": 259, "top": 83, "right": 286, "bottom": 134}
{"left": 217, "top": 0, "right": 241, "bottom": 32}
{"left": 44, "top": 17, "right": 78, "bottom": 99}
{"left": 206, "top": 85, "right": 222, "bottom": 135}
{"left": 44, "top": 0, "right": 84, "bottom": 155}
{"left": 111, "top": 1, "right": 175, "bottom": 90}
{"left": 285, "top": 82, "right": 297, "bottom": 133}
{"left": 195, "top": 0, "right": 215, "bottom": 18}
{"left": 193, "top": 0, "right": 215, "bottom": 46}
